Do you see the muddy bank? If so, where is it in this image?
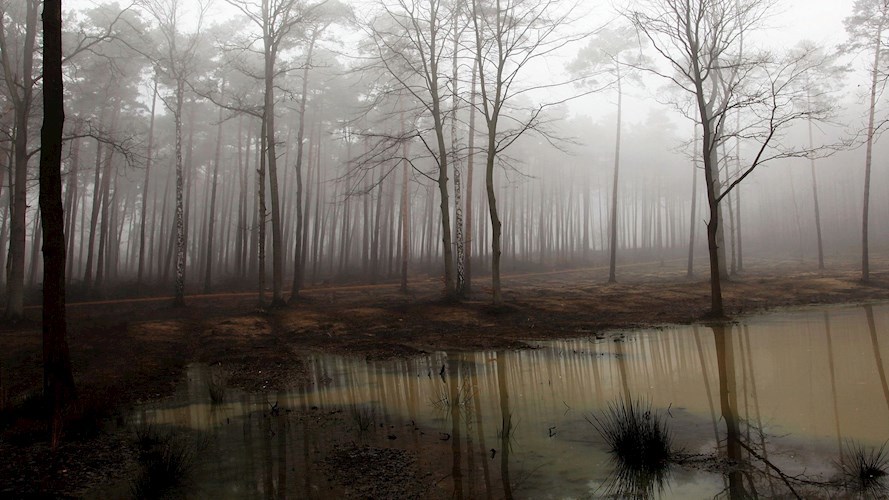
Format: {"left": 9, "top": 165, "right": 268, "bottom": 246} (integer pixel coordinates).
{"left": 0, "top": 258, "right": 887, "bottom": 496}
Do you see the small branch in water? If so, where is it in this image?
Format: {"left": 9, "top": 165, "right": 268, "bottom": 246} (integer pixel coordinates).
{"left": 736, "top": 439, "right": 802, "bottom": 499}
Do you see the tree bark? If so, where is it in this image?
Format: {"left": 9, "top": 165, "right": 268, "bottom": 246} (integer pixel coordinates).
{"left": 173, "top": 80, "right": 187, "bottom": 307}
{"left": 465, "top": 63, "right": 477, "bottom": 296}
{"left": 485, "top": 125, "right": 502, "bottom": 305}
{"left": 40, "top": 0, "right": 76, "bottom": 448}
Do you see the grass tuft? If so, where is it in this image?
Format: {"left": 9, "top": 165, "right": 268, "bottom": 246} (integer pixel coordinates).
{"left": 587, "top": 398, "right": 674, "bottom": 498}
{"left": 130, "top": 424, "right": 195, "bottom": 499}
{"left": 351, "top": 405, "right": 376, "bottom": 434}
{"left": 839, "top": 441, "right": 889, "bottom": 496}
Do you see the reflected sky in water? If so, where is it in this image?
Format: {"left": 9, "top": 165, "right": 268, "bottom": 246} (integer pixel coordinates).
{"left": 129, "top": 302, "right": 889, "bottom": 498}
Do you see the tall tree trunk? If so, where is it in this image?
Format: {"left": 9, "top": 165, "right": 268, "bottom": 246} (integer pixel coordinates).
{"left": 203, "top": 88, "right": 225, "bottom": 294}
{"left": 807, "top": 113, "right": 824, "bottom": 270}
{"left": 257, "top": 116, "right": 268, "bottom": 308}
{"left": 0, "top": 156, "right": 10, "bottom": 290}
{"left": 2, "top": 0, "right": 38, "bottom": 320}
{"left": 28, "top": 209, "right": 41, "bottom": 286}
{"left": 862, "top": 23, "right": 883, "bottom": 282}
{"left": 687, "top": 125, "right": 699, "bottom": 278}
{"left": 63, "top": 130, "right": 81, "bottom": 284}
{"left": 137, "top": 79, "right": 158, "bottom": 286}
{"left": 235, "top": 116, "right": 246, "bottom": 279}
{"left": 264, "top": 42, "right": 285, "bottom": 307}
{"left": 290, "top": 33, "right": 318, "bottom": 302}
{"left": 485, "top": 123, "right": 502, "bottom": 305}
{"left": 94, "top": 126, "right": 117, "bottom": 290}
{"left": 465, "top": 63, "right": 477, "bottom": 296}
{"left": 83, "top": 134, "right": 104, "bottom": 288}
{"left": 173, "top": 79, "right": 187, "bottom": 307}
{"left": 608, "top": 66, "right": 623, "bottom": 283}
{"left": 400, "top": 111, "right": 411, "bottom": 292}
{"left": 433, "top": 112, "right": 456, "bottom": 298}
{"left": 40, "top": 0, "right": 76, "bottom": 448}
{"left": 452, "top": 4, "right": 465, "bottom": 297}
{"left": 698, "top": 93, "right": 724, "bottom": 316}
{"left": 734, "top": 114, "right": 743, "bottom": 272}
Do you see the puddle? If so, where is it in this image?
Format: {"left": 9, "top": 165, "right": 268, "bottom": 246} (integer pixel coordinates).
{"left": 111, "top": 303, "right": 889, "bottom": 498}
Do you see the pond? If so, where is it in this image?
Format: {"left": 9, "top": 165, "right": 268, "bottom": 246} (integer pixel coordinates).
{"left": 117, "top": 302, "right": 889, "bottom": 498}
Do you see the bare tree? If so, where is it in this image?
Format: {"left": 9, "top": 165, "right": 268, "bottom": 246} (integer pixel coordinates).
{"left": 843, "top": 0, "right": 889, "bottom": 282}
{"left": 364, "top": 0, "right": 461, "bottom": 298}
{"left": 569, "top": 24, "right": 644, "bottom": 284}
{"left": 468, "top": 0, "right": 582, "bottom": 304}
{"left": 289, "top": 3, "right": 348, "bottom": 301}
{"left": 139, "top": 0, "right": 210, "bottom": 307}
{"left": 630, "top": 0, "right": 836, "bottom": 316}
{"left": 225, "top": 0, "right": 326, "bottom": 307}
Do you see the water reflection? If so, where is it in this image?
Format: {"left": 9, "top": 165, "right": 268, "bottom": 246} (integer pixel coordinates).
{"left": 118, "top": 303, "right": 889, "bottom": 498}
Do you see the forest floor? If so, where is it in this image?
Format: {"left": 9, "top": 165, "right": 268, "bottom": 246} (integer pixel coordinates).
{"left": 1, "top": 255, "right": 888, "bottom": 496}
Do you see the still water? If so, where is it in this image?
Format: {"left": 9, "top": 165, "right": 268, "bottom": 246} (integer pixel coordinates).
{"left": 127, "top": 302, "right": 889, "bottom": 498}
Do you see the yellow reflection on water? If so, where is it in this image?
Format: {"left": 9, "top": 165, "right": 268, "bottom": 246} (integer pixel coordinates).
{"left": 136, "top": 303, "right": 889, "bottom": 498}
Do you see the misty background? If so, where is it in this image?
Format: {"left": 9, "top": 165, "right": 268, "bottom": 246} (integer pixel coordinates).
{"left": 0, "top": 0, "right": 885, "bottom": 310}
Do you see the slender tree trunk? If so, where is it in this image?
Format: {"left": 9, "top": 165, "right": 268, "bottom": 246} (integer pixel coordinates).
{"left": 40, "top": 0, "right": 76, "bottom": 448}
{"left": 465, "top": 65, "right": 477, "bottom": 296}
{"left": 264, "top": 41, "right": 285, "bottom": 307}
{"left": 203, "top": 88, "right": 225, "bottom": 294}
{"left": 0, "top": 157, "right": 9, "bottom": 290}
{"left": 688, "top": 125, "right": 699, "bottom": 278}
{"left": 734, "top": 114, "right": 743, "bottom": 272}
{"left": 862, "top": 24, "right": 883, "bottom": 282}
{"left": 433, "top": 112, "right": 455, "bottom": 297}
{"left": 28, "top": 210, "right": 41, "bottom": 286}
{"left": 257, "top": 116, "right": 268, "bottom": 308}
{"left": 82, "top": 133, "right": 105, "bottom": 288}
{"left": 696, "top": 81, "right": 725, "bottom": 316}
{"left": 63, "top": 130, "right": 81, "bottom": 284}
{"left": 400, "top": 111, "right": 411, "bottom": 292}
{"left": 485, "top": 123, "right": 502, "bottom": 305}
{"left": 452, "top": 5, "right": 465, "bottom": 297}
{"left": 608, "top": 67, "right": 622, "bottom": 283}
{"left": 3, "top": 0, "right": 38, "bottom": 320}
{"left": 807, "top": 114, "right": 824, "bottom": 270}
{"left": 173, "top": 80, "right": 187, "bottom": 307}
{"left": 158, "top": 170, "right": 171, "bottom": 282}
{"left": 290, "top": 34, "right": 318, "bottom": 302}
{"left": 137, "top": 79, "right": 158, "bottom": 286}
{"left": 94, "top": 123, "right": 117, "bottom": 290}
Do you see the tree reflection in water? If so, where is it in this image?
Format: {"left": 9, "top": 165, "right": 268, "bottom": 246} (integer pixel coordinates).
{"left": 118, "top": 304, "right": 889, "bottom": 498}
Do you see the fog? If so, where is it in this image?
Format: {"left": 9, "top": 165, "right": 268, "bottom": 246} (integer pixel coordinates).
{"left": 1, "top": 0, "right": 886, "bottom": 311}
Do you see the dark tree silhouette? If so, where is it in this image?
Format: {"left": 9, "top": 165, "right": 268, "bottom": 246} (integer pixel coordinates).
{"left": 39, "top": 0, "right": 76, "bottom": 449}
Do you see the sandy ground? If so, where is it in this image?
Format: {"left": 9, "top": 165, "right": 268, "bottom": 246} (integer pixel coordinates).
{"left": 1, "top": 256, "right": 888, "bottom": 496}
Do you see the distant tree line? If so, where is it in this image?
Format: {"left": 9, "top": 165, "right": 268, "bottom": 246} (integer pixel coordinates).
{"left": 2, "top": 0, "right": 889, "bottom": 326}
